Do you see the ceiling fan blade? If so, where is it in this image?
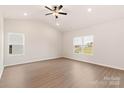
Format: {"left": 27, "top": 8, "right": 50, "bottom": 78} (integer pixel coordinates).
{"left": 45, "top": 13, "right": 53, "bottom": 15}
{"left": 54, "top": 6, "right": 57, "bottom": 11}
{"left": 55, "top": 15, "right": 58, "bottom": 19}
{"left": 58, "top": 5, "right": 63, "bottom": 10}
{"left": 45, "top": 6, "right": 53, "bottom": 11}
{"left": 58, "top": 12, "right": 67, "bottom": 15}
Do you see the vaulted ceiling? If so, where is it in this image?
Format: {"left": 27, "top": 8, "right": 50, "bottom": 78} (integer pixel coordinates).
{"left": 0, "top": 5, "right": 124, "bottom": 31}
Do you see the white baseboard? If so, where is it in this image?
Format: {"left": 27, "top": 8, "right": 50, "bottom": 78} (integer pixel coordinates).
{"left": 0, "top": 66, "right": 4, "bottom": 79}
{"left": 5, "top": 56, "right": 62, "bottom": 67}
{"left": 4, "top": 56, "right": 124, "bottom": 71}
{"left": 64, "top": 57, "right": 124, "bottom": 71}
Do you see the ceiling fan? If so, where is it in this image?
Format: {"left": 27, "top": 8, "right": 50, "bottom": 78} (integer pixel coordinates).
{"left": 45, "top": 5, "right": 67, "bottom": 19}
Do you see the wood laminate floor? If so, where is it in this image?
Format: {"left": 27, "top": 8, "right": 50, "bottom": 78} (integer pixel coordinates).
{"left": 0, "top": 58, "right": 124, "bottom": 88}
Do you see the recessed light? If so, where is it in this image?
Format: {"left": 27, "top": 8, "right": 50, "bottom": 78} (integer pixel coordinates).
{"left": 88, "top": 8, "right": 92, "bottom": 12}
{"left": 24, "top": 13, "right": 28, "bottom": 16}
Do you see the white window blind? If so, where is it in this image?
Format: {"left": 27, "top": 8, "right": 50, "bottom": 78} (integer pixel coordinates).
{"left": 8, "top": 33, "right": 25, "bottom": 55}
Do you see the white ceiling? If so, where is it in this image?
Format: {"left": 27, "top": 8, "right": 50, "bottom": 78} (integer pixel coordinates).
{"left": 0, "top": 5, "right": 124, "bottom": 31}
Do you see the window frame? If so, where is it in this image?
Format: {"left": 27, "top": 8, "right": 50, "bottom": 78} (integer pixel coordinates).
{"left": 73, "top": 35, "right": 94, "bottom": 55}
{"left": 8, "top": 32, "right": 25, "bottom": 56}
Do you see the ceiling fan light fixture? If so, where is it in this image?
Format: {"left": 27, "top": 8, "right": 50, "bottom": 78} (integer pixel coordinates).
{"left": 52, "top": 12, "right": 58, "bottom": 16}
{"left": 45, "top": 5, "right": 67, "bottom": 19}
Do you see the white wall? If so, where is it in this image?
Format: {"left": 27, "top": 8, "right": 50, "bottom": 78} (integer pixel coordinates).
{"left": 4, "top": 19, "right": 62, "bottom": 66}
{"left": 63, "top": 19, "right": 124, "bottom": 69}
{"left": 4, "top": 18, "right": 124, "bottom": 70}
{"left": 0, "top": 16, "right": 4, "bottom": 78}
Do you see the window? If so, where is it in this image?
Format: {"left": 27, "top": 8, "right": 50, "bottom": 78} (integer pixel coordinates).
{"left": 8, "top": 33, "right": 25, "bottom": 55}
{"left": 73, "top": 37, "right": 83, "bottom": 54}
{"left": 73, "top": 35, "right": 94, "bottom": 55}
{"left": 83, "top": 35, "right": 93, "bottom": 55}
